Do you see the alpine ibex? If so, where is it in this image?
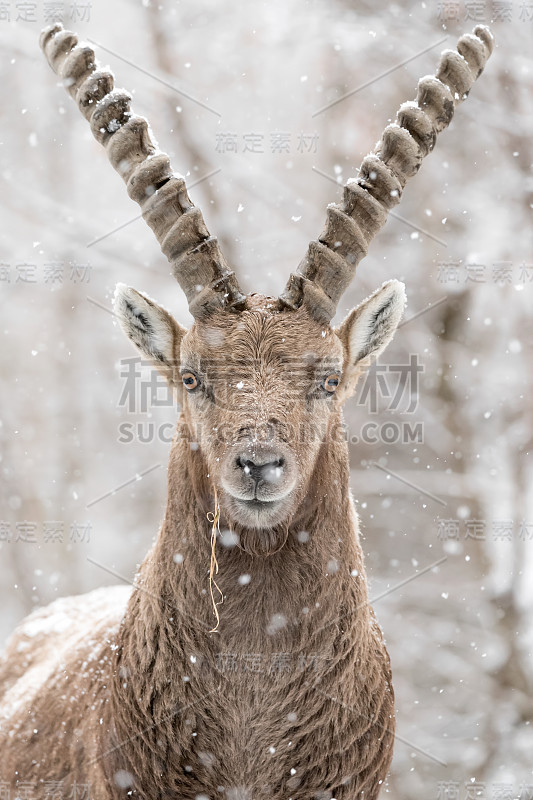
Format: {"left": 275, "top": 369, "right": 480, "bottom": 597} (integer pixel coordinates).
{"left": 0, "top": 22, "right": 493, "bottom": 800}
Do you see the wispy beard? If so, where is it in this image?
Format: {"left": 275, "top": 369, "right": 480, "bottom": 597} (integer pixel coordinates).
{"left": 231, "top": 520, "right": 290, "bottom": 556}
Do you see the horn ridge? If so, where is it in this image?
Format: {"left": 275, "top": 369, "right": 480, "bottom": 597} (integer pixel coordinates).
{"left": 279, "top": 25, "right": 494, "bottom": 323}
{"left": 39, "top": 23, "right": 246, "bottom": 318}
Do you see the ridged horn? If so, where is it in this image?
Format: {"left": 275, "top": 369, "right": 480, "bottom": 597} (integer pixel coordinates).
{"left": 279, "top": 25, "right": 494, "bottom": 323}
{"left": 39, "top": 23, "right": 246, "bottom": 319}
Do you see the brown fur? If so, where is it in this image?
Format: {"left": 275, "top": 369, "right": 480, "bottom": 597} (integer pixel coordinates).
{"left": 0, "top": 300, "right": 395, "bottom": 799}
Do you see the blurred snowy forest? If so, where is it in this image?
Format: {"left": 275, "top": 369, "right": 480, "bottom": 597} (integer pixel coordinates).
{"left": 0, "top": 0, "right": 532, "bottom": 796}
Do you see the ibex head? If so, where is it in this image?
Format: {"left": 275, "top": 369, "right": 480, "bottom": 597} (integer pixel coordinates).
{"left": 40, "top": 23, "right": 493, "bottom": 544}
{"left": 114, "top": 279, "right": 405, "bottom": 535}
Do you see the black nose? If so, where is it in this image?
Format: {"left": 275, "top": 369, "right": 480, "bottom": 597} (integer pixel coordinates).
{"left": 236, "top": 454, "right": 285, "bottom": 486}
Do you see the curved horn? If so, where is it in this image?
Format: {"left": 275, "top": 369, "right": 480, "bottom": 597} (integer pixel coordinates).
{"left": 279, "top": 25, "right": 494, "bottom": 323}
{"left": 39, "top": 23, "right": 246, "bottom": 320}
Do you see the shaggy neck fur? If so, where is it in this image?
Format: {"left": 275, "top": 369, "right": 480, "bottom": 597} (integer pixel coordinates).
{"left": 101, "top": 411, "right": 394, "bottom": 799}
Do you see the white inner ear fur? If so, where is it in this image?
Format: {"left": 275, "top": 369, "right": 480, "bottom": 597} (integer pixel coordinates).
{"left": 336, "top": 279, "right": 407, "bottom": 401}
{"left": 113, "top": 283, "right": 187, "bottom": 387}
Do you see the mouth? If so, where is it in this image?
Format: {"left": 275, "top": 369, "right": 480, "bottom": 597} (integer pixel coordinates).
{"left": 236, "top": 497, "right": 280, "bottom": 511}
{"left": 223, "top": 492, "right": 291, "bottom": 530}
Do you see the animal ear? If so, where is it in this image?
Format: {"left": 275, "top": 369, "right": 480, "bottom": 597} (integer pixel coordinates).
{"left": 336, "top": 280, "right": 406, "bottom": 400}
{"left": 113, "top": 283, "right": 187, "bottom": 387}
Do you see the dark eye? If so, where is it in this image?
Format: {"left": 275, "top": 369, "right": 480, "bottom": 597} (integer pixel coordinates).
{"left": 182, "top": 372, "right": 199, "bottom": 391}
{"left": 323, "top": 374, "right": 340, "bottom": 393}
